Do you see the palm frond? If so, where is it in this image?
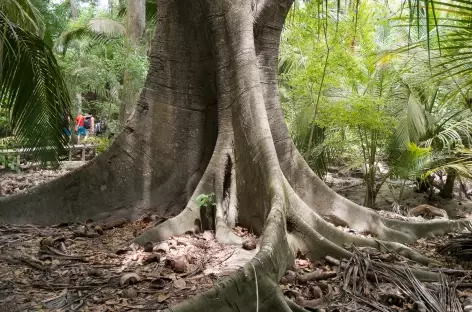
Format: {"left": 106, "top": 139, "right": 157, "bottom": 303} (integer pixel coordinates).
{"left": 439, "top": 233, "right": 472, "bottom": 260}
{"left": 0, "top": 11, "right": 71, "bottom": 162}
{"left": 392, "top": 89, "right": 428, "bottom": 147}
{"left": 406, "top": 0, "right": 472, "bottom": 96}
{"left": 424, "top": 148, "right": 472, "bottom": 179}
{"left": 88, "top": 18, "right": 125, "bottom": 36}
{"left": 0, "top": 0, "right": 43, "bottom": 34}
{"left": 423, "top": 112, "right": 472, "bottom": 148}
{"left": 57, "top": 18, "right": 125, "bottom": 53}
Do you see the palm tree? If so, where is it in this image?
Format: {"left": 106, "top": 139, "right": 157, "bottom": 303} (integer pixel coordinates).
{"left": 385, "top": 0, "right": 472, "bottom": 199}
{"left": 0, "top": 0, "right": 71, "bottom": 162}
{"left": 55, "top": 1, "right": 156, "bottom": 125}
{"left": 386, "top": 54, "right": 472, "bottom": 200}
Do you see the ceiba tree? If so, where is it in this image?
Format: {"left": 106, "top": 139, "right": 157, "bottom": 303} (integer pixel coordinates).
{"left": 0, "top": 1, "right": 470, "bottom": 311}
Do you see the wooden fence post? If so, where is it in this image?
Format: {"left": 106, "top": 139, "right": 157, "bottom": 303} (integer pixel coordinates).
{"left": 16, "top": 154, "right": 21, "bottom": 173}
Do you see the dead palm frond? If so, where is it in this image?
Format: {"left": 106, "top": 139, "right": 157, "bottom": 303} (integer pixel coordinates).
{"left": 341, "top": 248, "right": 463, "bottom": 312}
{"left": 439, "top": 233, "right": 472, "bottom": 261}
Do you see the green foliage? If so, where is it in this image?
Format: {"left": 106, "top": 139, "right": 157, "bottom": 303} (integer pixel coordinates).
{"left": 404, "top": 0, "right": 472, "bottom": 93}
{"left": 279, "top": 0, "right": 472, "bottom": 206}
{"left": 0, "top": 137, "right": 20, "bottom": 149}
{"left": 57, "top": 16, "right": 125, "bottom": 54}
{"left": 0, "top": 6, "right": 71, "bottom": 163}
{"left": 82, "top": 135, "right": 111, "bottom": 153}
{"left": 423, "top": 149, "right": 472, "bottom": 181}
{"left": 0, "top": 107, "right": 11, "bottom": 137}
{"left": 30, "top": 0, "right": 70, "bottom": 47}
{"left": 0, "top": 138, "right": 21, "bottom": 172}
{"left": 0, "top": 156, "right": 20, "bottom": 172}
{"left": 280, "top": 0, "right": 393, "bottom": 178}
{"left": 317, "top": 96, "right": 395, "bottom": 134}
{"left": 389, "top": 142, "right": 432, "bottom": 180}
{"left": 195, "top": 193, "right": 216, "bottom": 208}
{"left": 0, "top": 0, "right": 44, "bottom": 34}
{"left": 54, "top": 5, "right": 149, "bottom": 127}
{"left": 280, "top": 0, "right": 472, "bottom": 205}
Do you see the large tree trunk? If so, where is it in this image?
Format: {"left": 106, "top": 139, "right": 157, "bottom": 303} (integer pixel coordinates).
{"left": 0, "top": 0, "right": 469, "bottom": 310}
{"left": 119, "top": 0, "right": 146, "bottom": 124}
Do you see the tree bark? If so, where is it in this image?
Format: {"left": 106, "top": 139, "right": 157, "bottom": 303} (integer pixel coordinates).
{"left": 125, "top": 0, "right": 145, "bottom": 44}
{"left": 119, "top": 0, "right": 146, "bottom": 124}
{"left": 0, "top": 0, "right": 469, "bottom": 310}
{"left": 439, "top": 168, "right": 456, "bottom": 199}
{"left": 70, "top": 0, "right": 78, "bottom": 20}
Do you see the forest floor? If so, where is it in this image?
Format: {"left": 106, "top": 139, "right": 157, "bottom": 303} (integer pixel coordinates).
{"left": 1, "top": 166, "right": 472, "bottom": 311}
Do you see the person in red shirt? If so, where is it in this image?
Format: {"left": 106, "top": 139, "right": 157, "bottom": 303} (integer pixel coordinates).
{"left": 75, "top": 113, "right": 86, "bottom": 142}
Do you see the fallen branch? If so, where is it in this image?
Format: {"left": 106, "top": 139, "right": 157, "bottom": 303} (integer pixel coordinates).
{"left": 332, "top": 181, "right": 364, "bottom": 192}
{"left": 0, "top": 253, "right": 48, "bottom": 271}
{"left": 297, "top": 270, "right": 337, "bottom": 284}
{"left": 94, "top": 217, "right": 128, "bottom": 230}
{"left": 39, "top": 246, "right": 87, "bottom": 261}
{"left": 33, "top": 283, "right": 106, "bottom": 291}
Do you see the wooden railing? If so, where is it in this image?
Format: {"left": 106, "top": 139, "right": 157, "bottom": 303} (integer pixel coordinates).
{"left": 0, "top": 144, "right": 98, "bottom": 172}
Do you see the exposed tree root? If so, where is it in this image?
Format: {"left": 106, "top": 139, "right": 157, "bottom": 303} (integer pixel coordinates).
{"left": 161, "top": 200, "right": 292, "bottom": 312}
{"left": 135, "top": 134, "right": 243, "bottom": 246}
{"left": 134, "top": 154, "right": 455, "bottom": 311}
{"left": 284, "top": 150, "right": 472, "bottom": 244}
{"left": 285, "top": 298, "right": 310, "bottom": 312}
{"left": 2, "top": 0, "right": 471, "bottom": 311}
{"left": 133, "top": 142, "right": 462, "bottom": 311}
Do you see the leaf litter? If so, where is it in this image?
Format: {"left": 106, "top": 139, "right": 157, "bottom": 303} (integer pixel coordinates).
{"left": 0, "top": 216, "right": 258, "bottom": 311}
{"left": 2, "top": 213, "right": 472, "bottom": 312}
{"left": 3, "top": 168, "right": 472, "bottom": 311}
{"left": 0, "top": 169, "right": 69, "bottom": 197}
{"left": 281, "top": 234, "right": 472, "bottom": 312}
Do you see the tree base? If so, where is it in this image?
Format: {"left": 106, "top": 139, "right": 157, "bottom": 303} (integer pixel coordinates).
{"left": 1, "top": 0, "right": 471, "bottom": 311}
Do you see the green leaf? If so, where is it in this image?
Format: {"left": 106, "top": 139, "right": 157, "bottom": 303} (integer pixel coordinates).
{"left": 0, "top": 10, "right": 71, "bottom": 163}
{"left": 195, "top": 193, "right": 215, "bottom": 207}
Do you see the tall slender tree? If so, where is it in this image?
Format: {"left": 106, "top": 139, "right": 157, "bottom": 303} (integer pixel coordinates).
{"left": 119, "top": 0, "right": 145, "bottom": 124}
{"left": 0, "top": 1, "right": 469, "bottom": 311}
{"left": 70, "top": 0, "right": 78, "bottom": 20}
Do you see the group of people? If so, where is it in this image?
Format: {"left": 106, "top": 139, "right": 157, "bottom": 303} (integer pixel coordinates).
{"left": 62, "top": 112, "right": 107, "bottom": 143}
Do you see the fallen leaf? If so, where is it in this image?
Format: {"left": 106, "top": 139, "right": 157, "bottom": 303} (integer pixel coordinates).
{"left": 150, "top": 277, "right": 171, "bottom": 289}
{"left": 122, "top": 287, "right": 138, "bottom": 299}
{"left": 157, "top": 293, "right": 171, "bottom": 303}
{"left": 173, "top": 279, "right": 186, "bottom": 289}
{"left": 120, "top": 272, "right": 142, "bottom": 286}
{"left": 242, "top": 239, "right": 257, "bottom": 250}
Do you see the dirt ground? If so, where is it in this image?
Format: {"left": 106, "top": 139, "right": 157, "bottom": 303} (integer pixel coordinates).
{"left": 0, "top": 217, "right": 259, "bottom": 311}
{"left": 326, "top": 169, "right": 472, "bottom": 220}
{"left": 2, "top": 166, "right": 472, "bottom": 311}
